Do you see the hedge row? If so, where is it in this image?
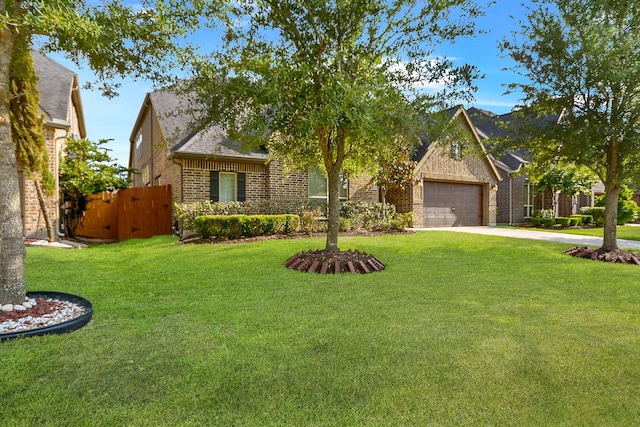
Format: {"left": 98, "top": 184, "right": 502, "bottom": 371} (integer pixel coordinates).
{"left": 194, "top": 214, "right": 300, "bottom": 239}
{"left": 531, "top": 214, "right": 593, "bottom": 227}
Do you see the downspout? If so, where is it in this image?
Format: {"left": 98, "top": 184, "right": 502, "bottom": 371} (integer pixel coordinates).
{"left": 509, "top": 174, "right": 513, "bottom": 225}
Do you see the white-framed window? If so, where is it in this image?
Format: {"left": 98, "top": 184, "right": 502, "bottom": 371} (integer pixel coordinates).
{"left": 219, "top": 172, "right": 236, "bottom": 202}
{"left": 524, "top": 181, "right": 535, "bottom": 218}
{"left": 135, "top": 132, "right": 143, "bottom": 159}
{"left": 308, "top": 166, "right": 348, "bottom": 200}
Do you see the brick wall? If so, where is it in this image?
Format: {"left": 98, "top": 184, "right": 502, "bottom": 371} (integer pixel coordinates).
{"left": 348, "top": 174, "right": 379, "bottom": 203}
{"left": 266, "top": 160, "right": 308, "bottom": 199}
{"left": 495, "top": 169, "right": 529, "bottom": 225}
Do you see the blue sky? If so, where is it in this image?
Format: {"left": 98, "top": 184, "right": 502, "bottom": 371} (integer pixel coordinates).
{"left": 44, "top": 1, "right": 533, "bottom": 166}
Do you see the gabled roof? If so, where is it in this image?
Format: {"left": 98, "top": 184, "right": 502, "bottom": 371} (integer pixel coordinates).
{"left": 467, "top": 107, "right": 530, "bottom": 174}
{"left": 31, "top": 51, "right": 86, "bottom": 137}
{"left": 414, "top": 105, "right": 501, "bottom": 181}
{"left": 130, "top": 87, "right": 266, "bottom": 162}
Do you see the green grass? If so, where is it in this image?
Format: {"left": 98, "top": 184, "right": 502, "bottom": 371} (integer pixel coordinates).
{"left": 3, "top": 232, "right": 640, "bottom": 426}
{"left": 504, "top": 224, "right": 640, "bottom": 241}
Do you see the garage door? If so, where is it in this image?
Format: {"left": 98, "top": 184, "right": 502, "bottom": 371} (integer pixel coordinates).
{"left": 423, "top": 181, "right": 483, "bottom": 227}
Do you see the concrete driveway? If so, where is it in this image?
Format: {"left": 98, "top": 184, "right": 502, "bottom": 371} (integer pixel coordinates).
{"left": 415, "top": 226, "right": 640, "bottom": 250}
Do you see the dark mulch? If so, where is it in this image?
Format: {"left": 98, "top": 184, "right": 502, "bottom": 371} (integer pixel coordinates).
{"left": 564, "top": 246, "right": 640, "bottom": 265}
{"left": 179, "top": 229, "right": 414, "bottom": 245}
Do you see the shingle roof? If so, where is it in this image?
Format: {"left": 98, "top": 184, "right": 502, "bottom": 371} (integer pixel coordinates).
{"left": 148, "top": 88, "right": 267, "bottom": 161}
{"left": 31, "top": 51, "right": 77, "bottom": 125}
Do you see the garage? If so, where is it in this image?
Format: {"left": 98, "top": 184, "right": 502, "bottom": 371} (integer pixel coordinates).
{"left": 423, "top": 181, "right": 484, "bottom": 227}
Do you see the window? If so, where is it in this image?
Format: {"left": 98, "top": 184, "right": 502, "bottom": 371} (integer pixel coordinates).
{"left": 210, "top": 171, "right": 246, "bottom": 202}
{"left": 308, "top": 166, "right": 348, "bottom": 200}
{"left": 135, "top": 132, "right": 143, "bottom": 159}
{"left": 524, "top": 181, "right": 535, "bottom": 218}
{"left": 451, "top": 141, "right": 462, "bottom": 159}
{"left": 154, "top": 175, "right": 162, "bottom": 186}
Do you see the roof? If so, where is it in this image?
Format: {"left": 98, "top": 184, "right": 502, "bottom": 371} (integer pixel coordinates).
{"left": 31, "top": 51, "right": 86, "bottom": 137}
{"left": 467, "top": 107, "right": 531, "bottom": 173}
{"left": 131, "top": 87, "right": 266, "bottom": 161}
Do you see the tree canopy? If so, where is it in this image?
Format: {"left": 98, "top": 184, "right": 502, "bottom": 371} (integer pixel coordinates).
{"left": 0, "top": 0, "right": 218, "bottom": 305}
{"left": 500, "top": 0, "right": 640, "bottom": 250}
{"left": 186, "top": 0, "right": 487, "bottom": 252}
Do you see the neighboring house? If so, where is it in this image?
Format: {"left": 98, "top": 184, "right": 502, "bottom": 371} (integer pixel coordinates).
{"left": 128, "top": 88, "right": 380, "bottom": 220}
{"left": 386, "top": 106, "right": 500, "bottom": 227}
{"left": 468, "top": 107, "right": 598, "bottom": 224}
{"left": 129, "top": 89, "right": 500, "bottom": 228}
{"left": 19, "top": 52, "right": 87, "bottom": 238}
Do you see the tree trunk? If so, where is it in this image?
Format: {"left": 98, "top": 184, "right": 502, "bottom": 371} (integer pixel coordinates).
{"left": 602, "top": 180, "right": 620, "bottom": 251}
{"left": 0, "top": 23, "right": 26, "bottom": 305}
{"left": 34, "top": 179, "right": 55, "bottom": 243}
{"left": 325, "top": 164, "right": 341, "bottom": 253}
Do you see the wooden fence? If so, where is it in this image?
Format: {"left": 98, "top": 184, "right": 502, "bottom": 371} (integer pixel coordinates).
{"left": 76, "top": 185, "right": 172, "bottom": 242}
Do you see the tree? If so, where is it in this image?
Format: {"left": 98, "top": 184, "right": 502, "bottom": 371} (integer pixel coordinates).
{"left": 10, "top": 33, "right": 56, "bottom": 242}
{"left": 529, "top": 163, "right": 596, "bottom": 216}
{"left": 500, "top": 0, "right": 640, "bottom": 250}
{"left": 186, "top": 0, "right": 486, "bottom": 254}
{"left": 60, "top": 138, "right": 130, "bottom": 238}
{"left": 0, "top": 0, "right": 212, "bottom": 305}
{"left": 372, "top": 140, "right": 416, "bottom": 216}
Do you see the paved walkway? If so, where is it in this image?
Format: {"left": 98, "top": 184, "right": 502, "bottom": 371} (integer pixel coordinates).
{"left": 414, "top": 226, "right": 640, "bottom": 250}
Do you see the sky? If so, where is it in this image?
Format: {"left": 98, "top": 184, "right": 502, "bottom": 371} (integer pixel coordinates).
{"left": 43, "top": 1, "right": 534, "bottom": 166}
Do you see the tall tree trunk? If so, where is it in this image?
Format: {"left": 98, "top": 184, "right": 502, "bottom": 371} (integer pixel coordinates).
{"left": 0, "top": 23, "right": 26, "bottom": 305}
{"left": 602, "top": 180, "right": 620, "bottom": 251}
{"left": 325, "top": 163, "right": 341, "bottom": 253}
{"left": 34, "top": 179, "right": 55, "bottom": 242}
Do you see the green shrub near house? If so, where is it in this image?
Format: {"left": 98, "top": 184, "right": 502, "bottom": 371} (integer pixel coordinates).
{"left": 555, "top": 217, "right": 571, "bottom": 227}
{"left": 194, "top": 214, "right": 300, "bottom": 238}
{"left": 569, "top": 216, "right": 582, "bottom": 226}
{"left": 580, "top": 207, "right": 605, "bottom": 226}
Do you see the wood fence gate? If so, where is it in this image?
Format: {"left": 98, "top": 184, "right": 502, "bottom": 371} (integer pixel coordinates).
{"left": 76, "top": 185, "right": 172, "bottom": 242}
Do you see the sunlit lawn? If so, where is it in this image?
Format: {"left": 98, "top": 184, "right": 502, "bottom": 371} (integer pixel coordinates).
{"left": 504, "top": 224, "right": 640, "bottom": 241}
{"left": 2, "top": 232, "right": 640, "bottom": 426}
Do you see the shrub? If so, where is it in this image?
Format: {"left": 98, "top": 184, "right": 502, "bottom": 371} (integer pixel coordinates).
{"left": 340, "top": 201, "right": 395, "bottom": 229}
{"left": 581, "top": 214, "right": 593, "bottom": 224}
{"left": 531, "top": 218, "right": 544, "bottom": 227}
{"left": 580, "top": 207, "right": 605, "bottom": 226}
{"left": 301, "top": 208, "right": 323, "bottom": 236}
{"left": 193, "top": 214, "right": 300, "bottom": 238}
{"left": 542, "top": 218, "right": 555, "bottom": 227}
{"left": 569, "top": 216, "right": 582, "bottom": 226}
{"left": 594, "top": 186, "right": 640, "bottom": 225}
{"left": 555, "top": 217, "right": 571, "bottom": 227}
{"left": 395, "top": 212, "right": 414, "bottom": 229}
{"left": 533, "top": 209, "right": 554, "bottom": 219}
{"left": 176, "top": 199, "right": 315, "bottom": 231}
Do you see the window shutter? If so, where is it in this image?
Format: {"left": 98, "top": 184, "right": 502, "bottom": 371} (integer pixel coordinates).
{"left": 210, "top": 171, "right": 219, "bottom": 202}
{"left": 237, "top": 173, "right": 246, "bottom": 202}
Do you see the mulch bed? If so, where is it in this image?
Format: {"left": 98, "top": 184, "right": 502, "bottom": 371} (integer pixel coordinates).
{"left": 564, "top": 246, "right": 640, "bottom": 265}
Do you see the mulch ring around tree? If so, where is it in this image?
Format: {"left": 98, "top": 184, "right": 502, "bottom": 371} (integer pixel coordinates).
{"left": 286, "top": 249, "right": 385, "bottom": 274}
{"left": 564, "top": 246, "right": 640, "bottom": 265}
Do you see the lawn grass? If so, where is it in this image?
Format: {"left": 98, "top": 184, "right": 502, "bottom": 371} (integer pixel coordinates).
{"left": 3, "top": 232, "right": 640, "bottom": 426}
{"left": 503, "top": 224, "right": 640, "bottom": 241}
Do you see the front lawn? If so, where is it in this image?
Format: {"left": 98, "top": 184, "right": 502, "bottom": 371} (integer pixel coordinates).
{"left": 3, "top": 232, "right": 640, "bottom": 425}
{"left": 505, "top": 224, "right": 640, "bottom": 241}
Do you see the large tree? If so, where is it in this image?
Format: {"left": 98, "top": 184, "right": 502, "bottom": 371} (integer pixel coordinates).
{"left": 500, "top": 0, "right": 640, "bottom": 250}
{"left": 0, "top": 0, "right": 212, "bottom": 305}
{"left": 186, "top": 0, "right": 486, "bottom": 254}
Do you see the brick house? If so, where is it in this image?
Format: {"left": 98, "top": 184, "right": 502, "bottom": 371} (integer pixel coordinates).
{"left": 129, "top": 89, "right": 500, "bottom": 228}
{"left": 468, "top": 107, "right": 598, "bottom": 224}
{"left": 387, "top": 106, "right": 500, "bottom": 227}
{"left": 20, "top": 52, "right": 86, "bottom": 238}
{"left": 128, "top": 88, "right": 379, "bottom": 222}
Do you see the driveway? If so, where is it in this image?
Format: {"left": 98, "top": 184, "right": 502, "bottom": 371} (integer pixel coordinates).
{"left": 415, "top": 226, "right": 640, "bottom": 250}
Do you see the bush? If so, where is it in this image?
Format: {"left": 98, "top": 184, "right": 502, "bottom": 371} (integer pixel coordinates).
{"left": 531, "top": 218, "right": 544, "bottom": 227}
{"left": 339, "top": 218, "right": 354, "bottom": 232}
{"left": 340, "top": 201, "right": 395, "bottom": 229}
{"left": 581, "top": 214, "right": 593, "bottom": 224}
{"left": 533, "top": 209, "right": 554, "bottom": 219}
{"left": 542, "top": 218, "right": 555, "bottom": 227}
{"left": 193, "top": 214, "right": 300, "bottom": 238}
{"left": 395, "top": 212, "right": 414, "bottom": 229}
{"left": 301, "top": 208, "right": 324, "bottom": 236}
{"left": 594, "top": 186, "right": 640, "bottom": 225}
{"left": 176, "top": 199, "right": 315, "bottom": 231}
{"left": 580, "top": 207, "right": 605, "bottom": 226}
{"left": 555, "top": 217, "right": 571, "bottom": 227}
{"left": 569, "top": 216, "right": 581, "bottom": 226}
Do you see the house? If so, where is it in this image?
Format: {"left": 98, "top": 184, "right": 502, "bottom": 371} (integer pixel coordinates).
{"left": 129, "top": 88, "right": 500, "bottom": 228}
{"left": 387, "top": 106, "right": 501, "bottom": 227}
{"left": 128, "top": 88, "right": 380, "bottom": 216}
{"left": 468, "top": 107, "right": 599, "bottom": 224}
{"left": 19, "top": 52, "right": 87, "bottom": 238}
